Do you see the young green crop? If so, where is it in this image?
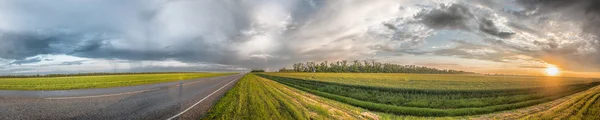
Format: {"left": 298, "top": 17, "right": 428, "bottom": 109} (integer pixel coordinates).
{"left": 202, "top": 74, "right": 381, "bottom": 120}
{"left": 259, "top": 74, "right": 597, "bottom": 109}
{"left": 0, "top": 72, "right": 234, "bottom": 90}
{"left": 257, "top": 73, "right": 600, "bottom": 116}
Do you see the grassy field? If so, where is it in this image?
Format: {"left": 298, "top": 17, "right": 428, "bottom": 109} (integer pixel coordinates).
{"left": 202, "top": 74, "right": 383, "bottom": 120}
{"left": 258, "top": 73, "right": 600, "bottom": 116}
{"left": 0, "top": 72, "right": 234, "bottom": 90}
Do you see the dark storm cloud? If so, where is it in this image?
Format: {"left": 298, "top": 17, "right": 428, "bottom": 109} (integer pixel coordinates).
{"left": 0, "top": 0, "right": 335, "bottom": 71}
{"left": 0, "top": 30, "right": 120, "bottom": 61}
{"left": 478, "top": 19, "right": 515, "bottom": 38}
{"left": 417, "top": 4, "right": 474, "bottom": 30}
{"left": 0, "top": 32, "right": 55, "bottom": 60}
{"left": 0, "top": 0, "right": 167, "bottom": 61}
{"left": 415, "top": 3, "right": 514, "bottom": 38}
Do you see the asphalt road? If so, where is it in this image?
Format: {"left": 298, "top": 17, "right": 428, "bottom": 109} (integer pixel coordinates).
{"left": 0, "top": 73, "right": 244, "bottom": 120}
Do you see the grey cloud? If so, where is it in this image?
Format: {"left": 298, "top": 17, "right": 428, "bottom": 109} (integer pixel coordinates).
{"left": 127, "top": 65, "right": 243, "bottom": 73}
{"left": 0, "top": 0, "right": 473, "bottom": 72}
{"left": 0, "top": 32, "right": 55, "bottom": 60}
{"left": 506, "top": 22, "right": 543, "bottom": 36}
{"left": 6, "top": 0, "right": 600, "bottom": 73}
{"left": 60, "top": 60, "right": 85, "bottom": 65}
{"left": 417, "top": 4, "right": 474, "bottom": 30}
{"left": 484, "top": 37, "right": 600, "bottom": 71}
{"left": 413, "top": 2, "right": 519, "bottom": 39}
{"left": 392, "top": 39, "right": 524, "bottom": 63}
{"left": 432, "top": 40, "right": 522, "bottom": 62}
{"left": 478, "top": 19, "right": 515, "bottom": 38}
{"left": 533, "top": 40, "right": 559, "bottom": 49}
{"left": 0, "top": 0, "right": 340, "bottom": 70}
{"left": 9, "top": 57, "right": 42, "bottom": 65}
{"left": 482, "top": 39, "right": 533, "bottom": 54}
{"left": 0, "top": 68, "right": 36, "bottom": 75}
{"left": 506, "top": 0, "right": 600, "bottom": 71}
{"left": 383, "top": 23, "right": 398, "bottom": 30}
{"left": 68, "top": 36, "right": 238, "bottom": 65}
{"left": 370, "top": 45, "right": 428, "bottom": 56}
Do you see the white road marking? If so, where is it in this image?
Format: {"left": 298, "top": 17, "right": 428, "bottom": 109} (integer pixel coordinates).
{"left": 167, "top": 75, "right": 242, "bottom": 120}
{"left": 44, "top": 75, "right": 233, "bottom": 100}
{"left": 45, "top": 88, "right": 160, "bottom": 100}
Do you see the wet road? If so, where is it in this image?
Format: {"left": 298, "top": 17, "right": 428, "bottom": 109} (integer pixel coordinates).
{"left": 0, "top": 73, "right": 244, "bottom": 120}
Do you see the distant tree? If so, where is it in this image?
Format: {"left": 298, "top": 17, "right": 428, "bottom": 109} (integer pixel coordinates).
{"left": 251, "top": 69, "right": 265, "bottom": 72}
{"left": 290, "top": 60, "right": 474, "bottom": 74}
{"left": 278, "top": 68, "right": 295, "bottom": 72}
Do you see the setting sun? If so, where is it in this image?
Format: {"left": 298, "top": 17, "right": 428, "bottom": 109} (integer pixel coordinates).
{"left": 545, "top": 65, "right": 560, "bottom": 76}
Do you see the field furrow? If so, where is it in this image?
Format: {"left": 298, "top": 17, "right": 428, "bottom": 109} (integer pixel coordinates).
{"left": 257, "top": 73, "right": 600, "bottom": 116}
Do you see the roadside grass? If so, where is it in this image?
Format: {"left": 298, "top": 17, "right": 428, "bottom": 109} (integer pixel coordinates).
{"left": 202, "top": 74, "right": 382, "bottom": 120}
{"left": 258, "top": 73, "right": 600, "bottom": 116}
{"left": 0, "top": 73, "right": 234, "bottom": 90}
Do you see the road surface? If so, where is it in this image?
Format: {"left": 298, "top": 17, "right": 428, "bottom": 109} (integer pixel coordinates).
{"left": 0, "top": 73, "right": 244, "bottom": 120}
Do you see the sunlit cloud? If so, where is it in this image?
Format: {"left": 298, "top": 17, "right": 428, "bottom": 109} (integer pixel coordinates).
{"left": 0, "top": 0, "right": 599, "bottom": 76}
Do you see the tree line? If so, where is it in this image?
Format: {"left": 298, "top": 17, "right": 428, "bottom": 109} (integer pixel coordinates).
{"left": 0, "top": 72, "right": 198, "bottom": 78}
{"left": 280, "top": 60, "right": 473, "bottom": 74}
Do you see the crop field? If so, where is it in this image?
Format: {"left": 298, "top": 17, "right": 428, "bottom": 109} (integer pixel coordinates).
{"left": 263, "top": 73, "right": 597, "bottom": 90}
{"left": 257, "top": 73, "right": 600, "bottom": 116}
{"left": 521, "top": 85, "right": 600, "bottom": 120}
{"left": 202, "top": 74, "right": 383, "bottom": 120}
{"left": 0, "top": 72, "right": 234, "bottom": 90}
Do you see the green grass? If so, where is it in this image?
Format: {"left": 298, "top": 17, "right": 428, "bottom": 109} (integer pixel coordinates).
{"left": 202, "top": 74, "right": 306, "bottom": 120}
{"left": 204, "top": 73, "right": 600, "bottom": 119}
{"left": 0, "top": 72, "right": 234, "bottom": 90}
{"left": 203, "top": 74, "right": 384, "bottom": 120}
{"left": 258, "top": 73, "right": 600, "bottom": 116}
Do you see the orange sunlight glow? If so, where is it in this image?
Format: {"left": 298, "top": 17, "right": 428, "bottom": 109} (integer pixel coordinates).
{"left": 544, "top": 65, "right": 560, "bottom": 76}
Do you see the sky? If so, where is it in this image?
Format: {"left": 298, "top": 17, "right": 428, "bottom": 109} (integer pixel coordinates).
{"left": 0, "top": 0, "right": 599, "bottom": 77}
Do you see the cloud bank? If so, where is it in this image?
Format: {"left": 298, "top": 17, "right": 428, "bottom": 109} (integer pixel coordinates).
{"left": 1, "top": 0, "right": 600, "bottom": 73}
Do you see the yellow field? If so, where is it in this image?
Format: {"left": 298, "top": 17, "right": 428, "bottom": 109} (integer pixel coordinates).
{"left": 264, "top": 73, "right": 598, "bottom": 90}
{"left": 0, "top": 72, "right": 234, "bottom": 90}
